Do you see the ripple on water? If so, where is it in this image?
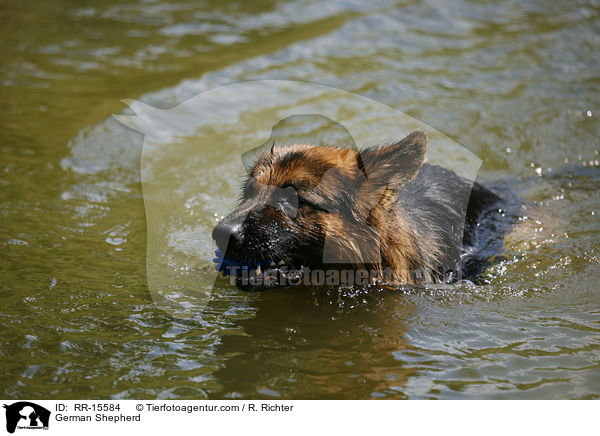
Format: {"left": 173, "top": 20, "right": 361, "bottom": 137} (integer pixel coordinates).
{"left": 1, "top": 0, "right": 599, "bottom": 400}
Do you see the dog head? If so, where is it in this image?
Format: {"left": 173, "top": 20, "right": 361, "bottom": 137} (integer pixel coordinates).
{"left": 212, "top": 131, "right": 427, "bottom": 290}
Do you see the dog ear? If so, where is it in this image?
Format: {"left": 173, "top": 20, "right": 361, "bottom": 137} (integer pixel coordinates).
{"left": 358, "top": 131, "right": 427, "bottom": 193}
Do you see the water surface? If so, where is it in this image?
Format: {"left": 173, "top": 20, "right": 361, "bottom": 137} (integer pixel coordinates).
{"left": 1, "top": 0, "right": 599, "bottom": 399}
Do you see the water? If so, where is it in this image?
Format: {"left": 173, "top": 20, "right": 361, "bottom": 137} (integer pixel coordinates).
{"left": 1, "top": 0, "right": 599, "bottom": 399}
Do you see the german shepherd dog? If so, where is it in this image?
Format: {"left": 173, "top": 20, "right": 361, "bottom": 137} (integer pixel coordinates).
{"left": 212, "top": 131, "right": 503, "bottom": 291}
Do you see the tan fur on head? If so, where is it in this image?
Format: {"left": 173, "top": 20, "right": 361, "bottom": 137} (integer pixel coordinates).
{"left": 248, "top": 131, "right": 432, "bottom": 284}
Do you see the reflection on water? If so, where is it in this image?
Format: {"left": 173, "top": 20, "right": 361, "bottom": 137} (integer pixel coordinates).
{"left": 1, "top": 0, "right": 599, "bottom": 399}
{"left": 214, "top": 289, "right": 414, "bottom": 399}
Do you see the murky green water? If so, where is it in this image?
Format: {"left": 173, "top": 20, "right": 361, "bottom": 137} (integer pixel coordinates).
{"left": 1, "top": 0, "right": 599, "bottom": 399}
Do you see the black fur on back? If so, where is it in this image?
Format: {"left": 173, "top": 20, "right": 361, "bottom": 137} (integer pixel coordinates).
{"left": 398, "top": 163, "right": 502, "bottom": 282}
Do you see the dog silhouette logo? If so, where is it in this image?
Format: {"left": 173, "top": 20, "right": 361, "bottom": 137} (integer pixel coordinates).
{"left": 3, "top": 402, "right": 50, "bottom": 433}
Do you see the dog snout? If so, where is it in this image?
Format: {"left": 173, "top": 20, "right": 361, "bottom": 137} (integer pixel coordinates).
{"left": 212, "top": 221, "right": 242, "bottom": 250}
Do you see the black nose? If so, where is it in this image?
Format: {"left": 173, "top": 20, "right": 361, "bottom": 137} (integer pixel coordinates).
{"left": 212, "top": 221, "right": 241, "bottom": 250}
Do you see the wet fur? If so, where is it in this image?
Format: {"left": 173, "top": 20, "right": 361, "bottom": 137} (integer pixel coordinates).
{"left": 213, "top": 131, "right": 501, "bottom": 289}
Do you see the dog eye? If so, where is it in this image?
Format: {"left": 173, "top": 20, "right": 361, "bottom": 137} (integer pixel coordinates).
{"left": 298, "top": 195, "right": 328, "bottom": 213}
{"left": 297, "top": 196, "right": 311, "bottom": 207}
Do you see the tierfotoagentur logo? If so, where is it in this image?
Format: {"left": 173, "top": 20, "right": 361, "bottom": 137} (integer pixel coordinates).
{"left": 3, "top": 402, "right": 50, "bottom": 434}
{"left": 114, "top": 80, "right": 482, "bottom": 317}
